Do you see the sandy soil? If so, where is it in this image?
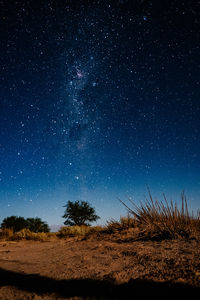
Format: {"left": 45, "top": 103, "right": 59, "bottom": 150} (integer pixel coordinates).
{"left": 0, "top": 235, "right": 200, "bottom": 299}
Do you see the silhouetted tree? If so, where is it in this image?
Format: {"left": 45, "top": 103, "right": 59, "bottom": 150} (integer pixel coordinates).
{"left": 1, "top": 216, "right": 50, "bottom": 233}
{"left": 63, "top": 200, "right": 100, "bottom": 226}
{"left": 26, "top": 218, "right": 50, "bottom": 233}
{"left": 1, "top": 216, "right": 27, "bottom": 232}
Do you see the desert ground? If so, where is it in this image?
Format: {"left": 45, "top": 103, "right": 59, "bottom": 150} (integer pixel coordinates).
{"left": 0, "top": 233, "right": 200, "bottom": 299}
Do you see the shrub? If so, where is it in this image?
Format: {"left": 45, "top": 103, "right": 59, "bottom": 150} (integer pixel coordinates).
{"left": 120, "top": 191, "right": 200, "bottom": 240}
{"left": 57, "top": 225, "right": 103, "bottom": 238}
{"left": 1, "top": 216, "right": 50, "bottom": 233}
{"left": 11, "top": 229, "right": 48, "bottom": 241}
{"left": 1, "top": 216, "right": 27, "bottom": 232}
{"left": 57, "top": 225, "right": 91, "bottom": 238}
{"left": 26, "top": 218, "right": 50, "bottom": 233}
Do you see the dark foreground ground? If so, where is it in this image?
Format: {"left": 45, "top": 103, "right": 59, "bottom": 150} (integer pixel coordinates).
{"left": 0, "top": 235, "right": 200, "bottom": 299}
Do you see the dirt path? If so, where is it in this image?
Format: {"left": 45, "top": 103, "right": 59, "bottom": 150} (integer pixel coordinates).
{"left": 0, "top": 238, "right": 200, "bottom": 299}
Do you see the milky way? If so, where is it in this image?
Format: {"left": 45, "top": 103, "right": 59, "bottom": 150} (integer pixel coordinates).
{"left": 57, "top": 57, "right": 100, "bottom": 193}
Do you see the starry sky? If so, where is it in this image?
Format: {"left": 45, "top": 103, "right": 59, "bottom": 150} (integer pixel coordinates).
{"left": 0, "top": 0, "right": 200, "bottom": 228}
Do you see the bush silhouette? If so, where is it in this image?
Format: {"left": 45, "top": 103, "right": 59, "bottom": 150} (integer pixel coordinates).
{"left": 63, "top": 200, "right": 100, "bottom": 226}
{"left": 1, "top": 216, "right": 50, "bottom": 233}
{"left": 1, "top": 216, "right": 27, "bottom": 232}
{"left": 26, "top": 218, "right": 50, "bottom": 233}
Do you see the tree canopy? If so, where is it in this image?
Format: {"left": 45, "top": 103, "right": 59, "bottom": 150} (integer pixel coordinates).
{"left": 1, "top": 216, "right": 50, "bottom": 232}
{"left": 26, "top": 217, "right": 50, "bottom": 233}
{"left": 62, "top": 200, "right": 100, "bottom": 226}
{"left": 1, "top": 216, "right": 27, "bottom": 232}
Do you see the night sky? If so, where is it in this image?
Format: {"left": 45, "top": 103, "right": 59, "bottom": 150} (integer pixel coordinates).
{"left": 0, "top": 0, "right": 200, "bottom": 228}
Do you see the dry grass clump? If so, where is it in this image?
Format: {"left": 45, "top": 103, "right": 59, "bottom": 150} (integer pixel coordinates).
{"left": 12, "top": 229, "right": 49, "bottom": 241}
{"left": 0, "top": 228, "right": 14, "bottom": 239}
{"left": 0, "top": 228, "right": 49, "bottom": 241}
{"left": 106, "top": 215, "right": 137, "bottom": 233}
{"left": 57, "top": 225, "right": 103, "bottom": 238}
{"left": 46, "top": 232, "right": 57, "bottom": 239}
{"left": 120, "top": 191, "right": 200, "bottom": 240}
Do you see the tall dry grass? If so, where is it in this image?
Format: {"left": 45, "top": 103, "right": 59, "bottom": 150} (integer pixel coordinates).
{"left": 106, "top": 215, "right": 137, "bottom": 233}
{"left": 119, "top": 191, "right": 200, "bottom": 240}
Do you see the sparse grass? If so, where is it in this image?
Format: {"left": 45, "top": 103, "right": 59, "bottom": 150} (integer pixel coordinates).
{"left": 106, "top": 215, "right": 137, "bottom": 233}
{"left": 0, "top": 226, "right": 104, "bottom": 241}
{"left": 46, "top": 232, "right": 57, "bottom": 239}
{"left": 12, "top": 229, "right": 49, "bottom": 241}
{"left": 120, "top": 191, "right": 200, "bottom": 240}
{"left": 57, "top": 225, "right": 104, "bottom": 238}
{"left": 0, "top": 228, "right": 50, "bottom": 241}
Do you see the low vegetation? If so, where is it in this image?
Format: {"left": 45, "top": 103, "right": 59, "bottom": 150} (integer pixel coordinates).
{"left": 57, "top": 225, "right": 103, "bottom": 238}
{"left": 0, "top": 192, "right": 199, "bottom": 242}
{"left": 1, "top": 216, "right": 50, "bottom": 233}
{"left": 58, "top": 193, "right": 200, "bottom": 241}
{"left": 0, "top": 228, "right": 51, "bottom": 241}
{"left": 119, "top": 191, "right": 200, "bottom": 240}
{"left": 106, "top": 215, "right": 137, "bottom": 233}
